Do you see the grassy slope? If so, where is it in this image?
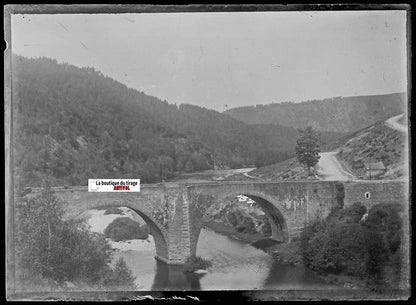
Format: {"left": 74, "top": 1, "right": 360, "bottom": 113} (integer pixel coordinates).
{"left": 236, "top": 157, "right": 313, "bottom": 181}
{"left": 337, "top": 121, "right": 408, "bottom": 179}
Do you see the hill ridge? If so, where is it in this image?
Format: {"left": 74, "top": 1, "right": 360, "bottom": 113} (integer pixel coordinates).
{"left": 225, "top": 92, "right": 406, "bottom": 133}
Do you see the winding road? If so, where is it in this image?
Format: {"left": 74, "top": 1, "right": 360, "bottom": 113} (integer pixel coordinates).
{"left": 317, "top": 114, "right": 408, "bottom": 181}
{"left": 317, "top": 152, "right": 356, "bottom": 181}
{"left": 385, "top": 114, "right": 407, "bottom": 133}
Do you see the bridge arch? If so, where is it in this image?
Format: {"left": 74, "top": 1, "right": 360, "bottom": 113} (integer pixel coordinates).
{"left": 193, "top": 190, "right": 290, "bottom": 258}
{"left": 241, "top": 194, "right": 289, "bottom": 242}
{"left": 66, "top": 201, "right": 169, "bottom": 263}
{"left": 216, "top": 190, "right": 290, "bottom": 243}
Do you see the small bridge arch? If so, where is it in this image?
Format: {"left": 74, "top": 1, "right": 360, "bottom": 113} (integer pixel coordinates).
{"left": 215, "top": 190, "right": 290, "bottom": 243}
{"left": 188, "top": 188, "right": 293, "bottom": 260}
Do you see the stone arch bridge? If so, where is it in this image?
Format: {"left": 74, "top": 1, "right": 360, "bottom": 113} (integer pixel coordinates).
{"left": 25, "top": 180, "right": 407, "bottom": 265}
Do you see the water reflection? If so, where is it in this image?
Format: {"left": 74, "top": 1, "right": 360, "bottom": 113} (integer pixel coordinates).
{"left": 113, "top": 228, "right": 341, "bottom": 291}
{"left": 263, "top": 260, "right": 339, "bottom": 290}
{"left": 152, "top": 261, "right": 202, "bottom": 291}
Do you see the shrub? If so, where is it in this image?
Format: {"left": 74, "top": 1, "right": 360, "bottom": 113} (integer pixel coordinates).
{"left": 183, "top": 256, "right": 212, "bottom": 273}
{"left": 261, "top": 217, "right": 272, "bottom": 237}
{"left": 104, "top": 217, "right": 148, "bottom": 241}
{"left": 344, "top": 202, "right": 367, "bottom": 223}
{"left": 364, "top": 229, "right": 386, "bottom": 288}
{"left": 236, "top": 216, "right": 257, "bottom": 234}
{"left": 300, "top": 219, "right": 327, "bottom": 266}
{"left": 327, "top": 202, "right": 367, "bottom": 224}
{"left": 364, "top": 202, "right": 402, "bottom": 254}
{"left": 224, "top": 208, "right": 257, "bottom": 234}
{"left": 103, "top": 258, "right": 136, "bottom": 290}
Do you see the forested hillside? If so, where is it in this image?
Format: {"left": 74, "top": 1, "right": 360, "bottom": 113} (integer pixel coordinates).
{"left": 13, "top": 55, "right": 343, "bottom": 187}
{"left": 225, "top": 93, "right": 407, "bottom": 133}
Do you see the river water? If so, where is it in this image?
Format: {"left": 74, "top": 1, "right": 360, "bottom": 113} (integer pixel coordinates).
{"left": 87, "top": 209, "right": 340, "bottom": 291}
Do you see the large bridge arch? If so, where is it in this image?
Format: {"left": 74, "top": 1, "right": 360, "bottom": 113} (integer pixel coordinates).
{"left": 56, "top": 193, "right": 170, "bottom": 263}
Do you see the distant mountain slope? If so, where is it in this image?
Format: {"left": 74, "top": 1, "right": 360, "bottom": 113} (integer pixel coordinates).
{"left": 225, "top": 93, "right": 407, "bottom": 133}
{"left": 336, "top": 117, "right": 408, "bottom": 180}
{"left": 13, "top": 55, "right": 346, "bottom": 187}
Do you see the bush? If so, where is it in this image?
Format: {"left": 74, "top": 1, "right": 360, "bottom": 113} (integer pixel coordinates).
{"left": 183, "top": 256, "right": 212, "bottom": 273}
{"left": 364, "top": 202, "right": 402, "bottom": 253}
{"left": 327, "top": 202, "right": 367, "bottom": 224}
{"left": 104, "top": 217, "right": 148, "bottom": 241}
{"left": 364, "top": 229, "right": 386, "bottom": 283}
{"left": 224, "top": 208, "right": 257, "bottom": 234}
{"left": 261, "top": 217, "right": 272, "bottom": 237}
{"left": 300, "top": 219, "right": 325, "bottom": 268}
{"left": 15, "top": 185, "right": 136, "bottom": 290}
{"left": 236, "top": 216, "right": 257, "bottom": 234}
{"left": 103, "top": 258, "right": 136, "bottom": 290}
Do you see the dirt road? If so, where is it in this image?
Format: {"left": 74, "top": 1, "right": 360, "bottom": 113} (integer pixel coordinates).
{"left": 317, "top": 152, "right": 356, "bottom": 181}
{"left": 385, "top": 114, "right": 407, "bottom": 133}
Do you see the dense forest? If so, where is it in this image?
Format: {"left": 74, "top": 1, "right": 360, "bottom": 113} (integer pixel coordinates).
{"left": 13, "top": 55, "right": 345, "bottom": 187}
{"left": 225, "top": 93, "right": 407, "bottom": 133}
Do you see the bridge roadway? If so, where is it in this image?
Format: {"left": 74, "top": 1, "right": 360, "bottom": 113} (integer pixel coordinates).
{"left": 24, "top": 179, "right": 407, "bottom": 265}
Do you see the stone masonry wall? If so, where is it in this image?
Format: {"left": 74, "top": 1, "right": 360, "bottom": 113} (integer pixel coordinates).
{"left": 343, "top": 180, "right": 408, "bottom": 208}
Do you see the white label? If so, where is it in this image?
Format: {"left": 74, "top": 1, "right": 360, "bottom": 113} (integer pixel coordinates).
{"left": 88, "top": 179, "right": 140, "bottom": 192}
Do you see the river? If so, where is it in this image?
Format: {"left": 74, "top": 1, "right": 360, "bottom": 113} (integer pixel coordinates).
{"left": 87, "top": 209, "right": 340, "bottom": 291}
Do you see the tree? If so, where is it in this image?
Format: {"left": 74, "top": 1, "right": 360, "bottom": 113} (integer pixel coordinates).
{"left": 103, "top": 258, "right": 136, "bottom": 290}
{"left": 295, "top": 126, "right": 321, "bottom": 176}
{"left": 158, "top": 155, "right": 175, "bottom": 180}
{"left": 184, "top": 159, "right": 195, "bottom": 173}
{"left": 15, "top": 184, "right": 136, "bottom": 290}
{"left": 191, "top": 152, "right": 210, "bottom": 171}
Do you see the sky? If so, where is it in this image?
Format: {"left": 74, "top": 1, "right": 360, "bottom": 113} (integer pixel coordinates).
{"left": 10, "top": 10, "right": 407, "bottom": 112}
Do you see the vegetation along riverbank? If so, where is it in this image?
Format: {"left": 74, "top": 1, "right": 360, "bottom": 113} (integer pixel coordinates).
{"left": 203, "top": 198, "right": 405, "bottom": 291}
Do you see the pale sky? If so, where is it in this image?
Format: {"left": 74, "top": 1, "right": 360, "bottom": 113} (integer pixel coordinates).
{"left": 10, "top": 11, "right": 407, "bottom": 111}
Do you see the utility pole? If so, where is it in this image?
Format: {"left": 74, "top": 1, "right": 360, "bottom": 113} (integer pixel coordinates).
{"left": 368, "top": 155, "right": 372, "bottom": 180}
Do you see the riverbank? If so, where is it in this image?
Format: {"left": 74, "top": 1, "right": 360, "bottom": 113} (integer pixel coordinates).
{"left": 203, "top": 220, "right": 303, "bottom": 265}
{"left": 202, "top": 220, "right": 366, "bottom": 290}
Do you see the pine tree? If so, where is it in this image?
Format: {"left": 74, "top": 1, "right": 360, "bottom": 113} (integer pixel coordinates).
{"left": 295, "top": 126, "right": 321, "bottom": 177}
